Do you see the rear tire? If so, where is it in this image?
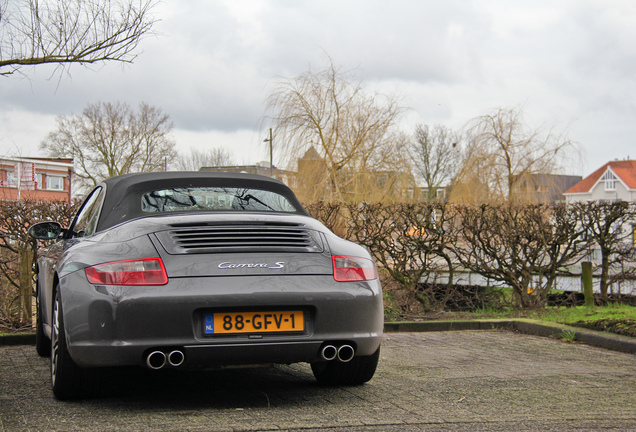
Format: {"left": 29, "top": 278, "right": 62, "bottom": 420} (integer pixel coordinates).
{"left": 311, "top": 346, "right": 380, "bottom": 385}
{"left": 35, "top": 286, "right": 50, "bottom": 357}
{"left": 51, "top": 288, "right": 105, "bottom": 400}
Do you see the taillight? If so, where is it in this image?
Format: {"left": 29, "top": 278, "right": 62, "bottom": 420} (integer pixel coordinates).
{"left": 332, "top": 255, "right": 378, "bottom": 282}
{"left": 85, "top": 258, "right": 168, "bottom": 285}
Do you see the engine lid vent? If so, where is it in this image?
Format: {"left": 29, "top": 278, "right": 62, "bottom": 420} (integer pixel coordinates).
{"left": 155, "top": 222, "right": 323, "bottom": 254}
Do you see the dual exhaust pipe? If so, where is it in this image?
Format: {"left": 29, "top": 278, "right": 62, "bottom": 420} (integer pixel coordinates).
{"left": 147, "top": 345, "right": 354, "bottom": 368}
{"left": 146, "top": 349, "right": 185, "bottom": 370}
{"left": 320, "top": 344, "right": 355, "bottom": 363}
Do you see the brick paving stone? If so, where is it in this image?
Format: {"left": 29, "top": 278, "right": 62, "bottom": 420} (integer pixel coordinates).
{"left": 1, "top": 330, "right": 635, "bottom": 431}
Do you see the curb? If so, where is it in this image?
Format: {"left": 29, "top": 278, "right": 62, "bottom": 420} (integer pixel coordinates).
{"left": 384, "top": 319, "right": 636, "bottom": 355}
{"left": 512, "top": 319, "right": 636, "bottom": 354}
{"left": 2, "top": 320, "right": 635, "bottom": 355}
{"left": 384, "top": 319, "right": 517, "bottom": 333}
{"left": 0, "top": 333, "right": 35, "bottom": 347}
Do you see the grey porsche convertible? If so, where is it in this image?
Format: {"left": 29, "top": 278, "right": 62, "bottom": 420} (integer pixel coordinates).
{"left": 29, "top": 172, "right": 383, "bottom": 399}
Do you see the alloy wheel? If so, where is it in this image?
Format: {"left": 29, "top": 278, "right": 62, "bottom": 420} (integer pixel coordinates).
{"left": 51, "top": 294, "right": 59, "bottom": 387}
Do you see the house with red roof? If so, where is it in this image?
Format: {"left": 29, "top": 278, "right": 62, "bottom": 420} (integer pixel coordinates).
{"left": 564, "top": 159, "right": 636, "bottom": 202}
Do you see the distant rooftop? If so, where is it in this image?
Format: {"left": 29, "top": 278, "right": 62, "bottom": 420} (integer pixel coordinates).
{"left": 565, "top": 159, "right": 636, "bottom": 194}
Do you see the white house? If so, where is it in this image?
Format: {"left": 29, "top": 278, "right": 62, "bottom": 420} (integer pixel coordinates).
{"left": 564, "top": 159, "right": 636, "bottom": 203}
{"left": 564, "top": 160, "right": 636, "bottom": 294}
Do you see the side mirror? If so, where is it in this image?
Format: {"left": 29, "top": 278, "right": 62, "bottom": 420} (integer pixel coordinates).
{"left": 28, "top": 221, "right": 63, "bottom": 240}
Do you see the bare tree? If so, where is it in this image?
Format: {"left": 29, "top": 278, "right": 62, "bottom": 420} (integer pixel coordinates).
{"left": 0, "top": 0, "right": 157, "bottom": 76}
{"left": 457, "top": 106, "right": 576, "bottom": 202}
{"left": 304, "top": 201, "right": 346, "bottom": 234}
{"left": 410, "top": 124, "right": 462, "bottom": 201}
{"left": 266, "top": 55, "right": 408, "bottom": 202}
{"left": 0, "top": 199, "right": 77, "bottom": 328}
{"left": 451, "top": 202, "right": 588, "bottom": 307}
{"left": 175, "top": 147, "right": 235, "bottom": 171}
{"left": 345, "top": 202, "right": 457, "bottom": 313}
{"left": 572, "top": 200, "right": 636, "bottom": 303}
{"left": 41, "top": 101, "right": 176, "bottom": 191}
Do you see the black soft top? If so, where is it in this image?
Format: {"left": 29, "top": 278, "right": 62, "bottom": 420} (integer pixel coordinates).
{"left": 96, "top": 171, "right": 309, "bottom": 231}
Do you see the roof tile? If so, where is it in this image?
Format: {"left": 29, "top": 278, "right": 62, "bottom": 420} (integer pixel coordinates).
{"left": 565, "top": 160, "right": 636, "bottom": 193}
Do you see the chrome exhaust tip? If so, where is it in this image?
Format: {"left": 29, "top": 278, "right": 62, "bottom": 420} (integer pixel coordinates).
{"left": 168, "top": 350, "right": 185, "bottom": 367}
{"left": 321, "top": 345, "right": 338, "bottom": 361}
{"left": 146, "top": 351, "right": 167, "bottom": 370}
{"left": 337, "top": 345, "right": 355, "bottom": 363}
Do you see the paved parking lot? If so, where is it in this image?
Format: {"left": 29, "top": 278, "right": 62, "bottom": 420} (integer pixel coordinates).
{"left": 1, "top": 330, "right": 635, "bottom": 431}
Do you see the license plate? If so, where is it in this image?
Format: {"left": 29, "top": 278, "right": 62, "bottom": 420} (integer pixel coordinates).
{"left": 204, "top": 311, "right": 304, "bottom": 334}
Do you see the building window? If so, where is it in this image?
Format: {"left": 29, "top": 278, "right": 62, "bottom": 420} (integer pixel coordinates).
{"left": 601, "top": 170, "right": 617, "bottom": 191}
{"left": 47, "top": 176, "right": 64, "bottom": 190}
{"left": 5, "top": 170, "right": 17, "bottom": 186}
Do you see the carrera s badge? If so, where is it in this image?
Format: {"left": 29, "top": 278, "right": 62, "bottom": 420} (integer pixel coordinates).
{"left": 218, "top": 262, "right": 285, "bottom": 270}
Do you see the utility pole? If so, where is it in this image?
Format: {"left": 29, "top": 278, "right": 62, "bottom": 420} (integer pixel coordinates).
{"left": 263, "top": 128, "right": 273, "bottom": 177}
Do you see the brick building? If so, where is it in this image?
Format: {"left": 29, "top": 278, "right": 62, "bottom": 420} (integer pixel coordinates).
{"left": 0, "top": 157, "right": 74, "bottom": 202}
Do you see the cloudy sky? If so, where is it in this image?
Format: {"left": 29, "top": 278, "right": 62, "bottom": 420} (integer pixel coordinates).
{"left": 1, "top": 0, "right": 634, "bottom": 176}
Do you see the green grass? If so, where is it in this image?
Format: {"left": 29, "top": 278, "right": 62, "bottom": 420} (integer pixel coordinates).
{"left": 433, "top": 303, "right": 635, "bottom": 322}
{"left": 385, "top": 300, "right": 635, "bottom": 319}
{"left": 535, "top": 304, "right": 636, "bottom": 325}
{"left": 535, "top": 304, "right": 636, "bottom": 337}
{"left": 408, "top": 303, "right": 636, "bottom": 337}
{"left": 0, "top": 330, "right": 33, "bottom": 336}
{"left": 559, "top": 329, "right": 577, "bottom": 343}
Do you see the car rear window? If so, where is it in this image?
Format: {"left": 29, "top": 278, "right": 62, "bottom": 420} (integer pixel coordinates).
{"left": 141, "top": 187, "right": 299, "bottom": 213}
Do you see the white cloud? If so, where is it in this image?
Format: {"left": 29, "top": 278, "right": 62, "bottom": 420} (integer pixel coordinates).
{"left": 0, "top": 109, "right": 56, "bottom": 157}
{"left": 1, "top": 0, "right": 635, "bottom": 176}
{"left": 172, "top": 128, "right": 271, "bottom": 167}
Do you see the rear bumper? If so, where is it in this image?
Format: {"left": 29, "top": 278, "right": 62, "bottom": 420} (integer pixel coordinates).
{"left": 59, "top": 272, "right": 383, "bottom": 368}
{"left": 68, "top": 337, "right": 381, "bottom": 370}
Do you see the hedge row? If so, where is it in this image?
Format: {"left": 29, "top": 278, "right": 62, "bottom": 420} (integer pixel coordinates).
{"left": 1, "top": 199, "right": 634, "bottom": 328}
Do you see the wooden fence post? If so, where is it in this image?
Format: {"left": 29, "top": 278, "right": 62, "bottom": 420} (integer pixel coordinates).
{"left": 581, "top": 261, "right": 594, "bottom": 307}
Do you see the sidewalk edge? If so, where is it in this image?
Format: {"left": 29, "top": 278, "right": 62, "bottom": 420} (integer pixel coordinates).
{"left": 385, "top": 319, "right": 636, "bottom": 354}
